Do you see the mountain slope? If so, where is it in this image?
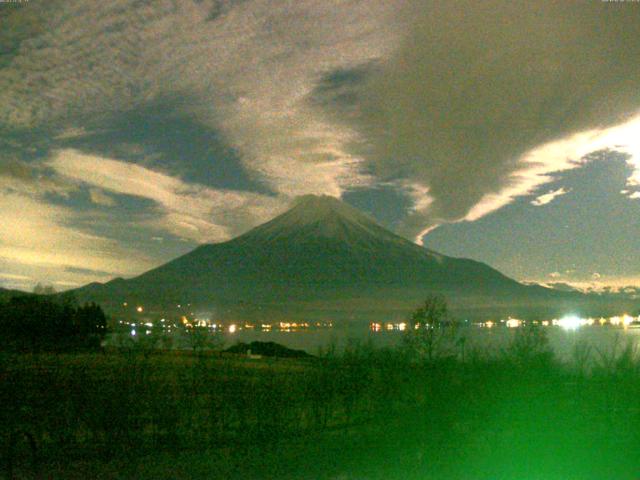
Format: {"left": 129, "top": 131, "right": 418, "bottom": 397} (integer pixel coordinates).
{"left": 0, "top": 287, "right": 30, "bottom": 302}
{"left": 73, "top": 195, "right": 627, "bottom": 321}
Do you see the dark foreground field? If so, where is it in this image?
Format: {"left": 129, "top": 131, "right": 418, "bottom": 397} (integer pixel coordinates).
{"left": 2, "top": 331, "right": 640, "bottom": 479}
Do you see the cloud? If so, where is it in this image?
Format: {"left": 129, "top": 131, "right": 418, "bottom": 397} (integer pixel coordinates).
{"left": 558, "top": 277, "right": 640, "bottom": 292}
{"left": 89, "top": 188, "right": 116, "bottom": 207}
{"left": 0, "top": 189, "right": 154, "bottom": 277}
{"left": 531, "top": 188, "right": 571, "bottom": 207}
{"left": 52, "top": 280, "right": 81, "bottom": 287}
{"left": 527, "top": 271, "right": 640, "bottom": 292}
{"left": 54, "top": 127, "right": 91, "bottom": 140}
{"left": 0, "top": 272, "right": 32, "bottom": 282}
{"left": 0, "top": 154, "right": 157, "bottom": 288}
{"left": 1, "top": 0, "right": 640, "bottom": 258}
{"left": 65, "top": 266, "right": 114, "bottom": 277}
{"left": 0, "top": 0, "right": 398, "bottom": 200}
{"left": 0, "top": 156, "right": 72, "bottom": 196}
{"left": 48, "top": 149, "right": 286, "bottom": 242}
{"left": 0, "top": 157, "right": 34, "bottom": 182}
{"left": 346, "top": 1, "right": 640, "bottom": 239}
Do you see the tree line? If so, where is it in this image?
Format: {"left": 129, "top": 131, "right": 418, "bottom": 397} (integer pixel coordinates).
{"left": 0, "top": 294, "right": 107, "bottom": 352}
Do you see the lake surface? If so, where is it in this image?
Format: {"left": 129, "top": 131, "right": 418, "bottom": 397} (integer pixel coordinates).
{"left": 219, "top": 323, "right": 640, "bottom": 362}
{"left": 110, "top": 320, "right": 640, "bottom": 363}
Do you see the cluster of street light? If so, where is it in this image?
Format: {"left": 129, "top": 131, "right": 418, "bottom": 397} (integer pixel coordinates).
{"left": 478, "top": 314, "right": 638, "bottom": 331}
{"left": 370, "top": 314, "right": 640, "bottom": 333}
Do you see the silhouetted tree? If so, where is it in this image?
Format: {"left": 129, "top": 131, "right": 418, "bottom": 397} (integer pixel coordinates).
{"left": 503, "top": 323, "right": 553, "bottom": 369}
{"left": 33, "top": 283, "right": 56, "bottom": 295}
{"left": 187, "top": 325, "right": 223, "bottom": 355}
{"left": 403, "top": 295, "right": 457, "bottom": 362}
{"left": 73, "top": 302, "right": 108, "bottom": 347}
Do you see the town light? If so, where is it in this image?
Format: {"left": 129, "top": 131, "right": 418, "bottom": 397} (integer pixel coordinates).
{"left": 505, "top": 318, "right": 522, "bottom": 328}
{"left": 558, "top": 315, "right": 581, "bottom": 330}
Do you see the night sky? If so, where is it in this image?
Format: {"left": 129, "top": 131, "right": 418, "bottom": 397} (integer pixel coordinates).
{"left": 1, "top": 0, "right": 640, "bottom": 292}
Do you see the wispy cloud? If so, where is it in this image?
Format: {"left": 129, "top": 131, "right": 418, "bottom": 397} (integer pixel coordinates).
{"left": 0, "top": 272, "right": 32, "bottom": 282}
{"left": 0, "top": 190, "right": 153, "bottom": 276}
{"left": 48, "top": 149, "right": 286, "bottom": 242}
{"left": 531, "top": 187, "right": 571, "bottom": 207}
{"left": 0, "top": 0, "right": 396, "bottom": 199}
{"left": 0, "top": 156, "right": 72, "bottom": 197}
{"left": 530, "top": 272, "right": 640, "bottom": 292}
{"left": 89, "top": 188, "right": 116, "bottom": 207}
{"left": 0, "top": 155, "right": 145, "bottom": 288}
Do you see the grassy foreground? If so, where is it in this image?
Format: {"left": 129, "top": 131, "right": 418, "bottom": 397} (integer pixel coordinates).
{"left": 2, "top": 331, "right": 640, "bottom": 479}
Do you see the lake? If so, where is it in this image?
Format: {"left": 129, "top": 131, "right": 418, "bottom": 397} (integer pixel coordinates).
{"left": 211, "top": 322, "right": 640, "bottom": 362}
{"left": 109, "top": 316, "right": 640, "bottom": 363}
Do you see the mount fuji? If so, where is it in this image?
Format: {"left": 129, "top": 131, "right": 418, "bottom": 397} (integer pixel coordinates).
{"left": 72, "top": 195, "right": 627, "bottom": 321}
